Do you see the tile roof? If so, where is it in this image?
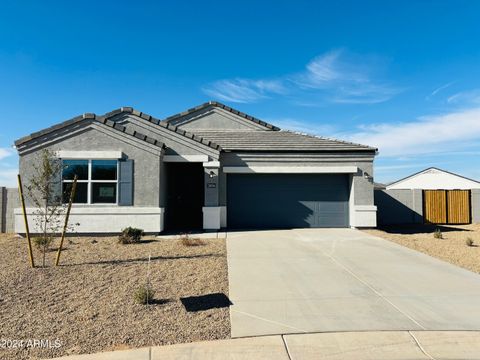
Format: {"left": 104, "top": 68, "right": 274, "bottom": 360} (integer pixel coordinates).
{"left": 14, "top": 104, "right": 376, "bottom": 153}
{"left": 15, "top": 112, "right": 165, "bottom": 149}
{"left": 14, "top": 108, "right": 221, "bottom": 151}
{"left": 191, "top": 130, "right": 376, "bottom": 152}
{"left": 118, "top": 107, "right": 222, "bottom": 151}
{"left": 161, "top": 101, "right": 281, "bottom": 131}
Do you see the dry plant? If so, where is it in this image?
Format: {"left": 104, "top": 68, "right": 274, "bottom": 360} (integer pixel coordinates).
{"left": 24, "top": 149, "right": 78, "bottom": 267}
{"left": 33, "top": 236, "right": 54, "bottom": 254}
{"left": 433, "top": 228, "right": 443, "bottom": 239}
{"left": 180, "top": 233, "right": 206, "bottom": 247}
{"left": 134, "top": 254, "right": 155, "bottom": 305}
{"left": 118, "top": 227, "right": 144, "bottom": 244}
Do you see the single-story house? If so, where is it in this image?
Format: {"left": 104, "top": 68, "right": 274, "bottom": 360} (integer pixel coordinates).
{"left": 13, "top": 101, "right": 378, "bottom": 233}
{"left": 375, "top": 167, "right": 480, "bottom": 225}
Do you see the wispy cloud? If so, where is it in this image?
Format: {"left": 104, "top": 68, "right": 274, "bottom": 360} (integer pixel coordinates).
{"left": 426, "top": 81, "right": 455, "bottom": 100}
{"left": 0, "top": 147, "right": 14, "bottom": 160}
{"left": 0, "top": 167, "right": 17, "bottom": 187}
{"left": 345, "top": 107, "right": 480, "bottom": 157}
{"left": 447, "top": 89, "right": 480, "bottom": 105}
{"left": 375, "top": 159, "right": 469, "bottom": 172}
{"left": 202, "top": 79, "right": 286, "bottom": 103}
{"left": 0, "top": 148, "right": 17, "bottom": 186}
{"left": 265, "top": 117, "right": 337, "bottom": 136}
{"left": 292, "top": 50, "right": 400, "bottom": 104}
{"left": 202, "top": 49, "right": 400, "bottom": 105}
{"left": 296, "top": 50, "right": 347, "bottom": 85}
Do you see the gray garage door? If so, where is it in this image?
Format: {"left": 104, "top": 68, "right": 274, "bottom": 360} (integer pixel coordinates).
{"left": 227, "top": 173, "right": 349, "bottom": 229}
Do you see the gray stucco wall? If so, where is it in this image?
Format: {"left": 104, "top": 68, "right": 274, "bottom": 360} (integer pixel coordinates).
{"left": 5, "top": 188, "right": 19, "bottom": 233}
{"left": 0, "top": 187, "right": 20, "bottom": 233}
{"left": 18, "top": 124, "right": 162, "bottom": 207}
{"left": 219, "top": 152, "right": 376, "bottom": 207}
{"left": 472, "top": 189, "right": 480, "bottom": 223}
{"left": 375, "top": 189, "right": 423, "bottom": 225}
{"left": 204, "top": 166, "right": 219, "bottom": 207}
{"left": 167, "top": 106, "right": 268, "bottom": 131}
{"left": 112, "top": 114, "right": 220, "bottom": 158}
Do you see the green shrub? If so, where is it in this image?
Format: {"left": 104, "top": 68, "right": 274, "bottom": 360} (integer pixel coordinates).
{"left": 433, "top": 228, "right": 443, "bottom": 239}
{"left": 466, "top": 237, "right": 474, "bottom": 247}
{"left": 33, "top": 236, "right": 54, "bottom": 267}
{"left": 33, "top": 236, "right": 53, "bottom": 251}
{"left": 134, "top": 283, "right": 155, "bottom": 305}
{"left": 118, "top": 227, "right": 144, "bottom": 244}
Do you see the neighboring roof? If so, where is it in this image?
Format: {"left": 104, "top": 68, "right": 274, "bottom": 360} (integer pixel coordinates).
{"left": 386, "top": 167, "right": 480, "bottom": 190}
{"left": 14, "top": 108, "right": 222, "bottom": 151}
{"left": 161, "top": 101, "right": 281, "bottom": 131}
{"left": 374, "top": 182, "right": 387, "bottom": 189}
{"left": 15, "top": 113, "right": 165, "bottom": 149}
{"left": 191, "top": 130, "right": 377, "bottom": 152}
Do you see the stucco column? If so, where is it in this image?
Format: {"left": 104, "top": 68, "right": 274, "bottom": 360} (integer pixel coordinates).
{"left": 350, "top": 168, "right": 377, "bottom": 228}
{"left": 412, "top": 189, "right": 424, "bottom": 223}
{"left": 472, "top": 189, "right": 480, "bottom": 224}
{"left": 202, "top": 161, "right": 222, "bottom": 230}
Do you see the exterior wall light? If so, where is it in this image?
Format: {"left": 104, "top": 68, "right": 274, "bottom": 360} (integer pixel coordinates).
{"left": 363, "top": 171, "right": 373, "bottom": 182}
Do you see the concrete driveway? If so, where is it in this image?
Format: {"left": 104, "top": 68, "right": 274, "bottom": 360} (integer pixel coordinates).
{"left": 226, "top": 228, "right": 480, "bottom": 337}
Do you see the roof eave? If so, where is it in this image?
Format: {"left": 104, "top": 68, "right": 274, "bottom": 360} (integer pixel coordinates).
{"left": 14, "top": 112, "right": 166, "bottom": 150}
{"left": 222, "top": 148, "right": 377, "bottom": 153}
{"left": 14, "top": 108, "right": 222, "bottom": 152}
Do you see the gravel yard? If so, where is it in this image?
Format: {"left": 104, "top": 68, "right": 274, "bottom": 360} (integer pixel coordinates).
{"left": 364, "top": 224, "right": 480, "bottom": 274}
{"left": 0, "top": 234, "right": 230, "bottom": 360}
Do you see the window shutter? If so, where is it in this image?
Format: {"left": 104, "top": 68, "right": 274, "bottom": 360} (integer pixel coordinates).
{"left": 118, "top": 159, "right": 134, "bottom": 206}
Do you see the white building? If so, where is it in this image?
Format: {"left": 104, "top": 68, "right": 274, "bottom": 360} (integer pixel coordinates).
{"left": 386, "top": 167, "right": 480, "bottom": 190}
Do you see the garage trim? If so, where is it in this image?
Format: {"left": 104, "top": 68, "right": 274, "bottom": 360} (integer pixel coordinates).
{"left": 223, "top": 166, "right": 358, "bottom": 174}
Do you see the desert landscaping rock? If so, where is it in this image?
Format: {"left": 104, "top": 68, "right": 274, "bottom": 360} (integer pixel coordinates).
{"left": 0, "top": 234, "right": 230, "bottom": 360}
{"left": 364, "top": 224, "right": 480, "bottom": 274}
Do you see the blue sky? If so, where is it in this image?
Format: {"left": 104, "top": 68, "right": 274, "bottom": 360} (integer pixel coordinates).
{"left": 1, "top": 0, "right": 480, "bottom": 186}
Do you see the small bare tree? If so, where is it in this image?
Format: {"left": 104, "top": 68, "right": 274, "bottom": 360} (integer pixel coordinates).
{"left": 25, "top": 149, "right": 77, "bottom": 267}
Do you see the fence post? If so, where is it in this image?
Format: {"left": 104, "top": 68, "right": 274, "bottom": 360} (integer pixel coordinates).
{"left": 0, "top": 187, "right": 5, "bottom": 233}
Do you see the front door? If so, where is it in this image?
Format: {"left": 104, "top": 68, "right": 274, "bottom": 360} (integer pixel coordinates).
{"left": 165, "top": 162, "right": 204, "bottom": 230}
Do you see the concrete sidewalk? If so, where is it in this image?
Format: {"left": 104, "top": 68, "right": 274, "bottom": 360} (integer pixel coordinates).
{"left": 51, "top": 331, "right": 480, "bottom": 360}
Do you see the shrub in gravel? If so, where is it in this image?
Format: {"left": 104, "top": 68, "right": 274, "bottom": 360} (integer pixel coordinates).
{"left": 33, "top": 236, "right": 54, "bottom": 267}
{"left": 433, "top": 228, "right": 443, "bottom": 239}
{"left": 180, "top": 233, "right": 206, "bottom": 247}
{"left": 134, "top": 283, "right": 155, "bottom": 305}
{"left": 33, "top": 236, "right": 53, "bottom": 250}
{"left": 466, "top": 237, "right": 474, "bottom": 247}
{"left": 118, "top": 227, "right": 144, "bottom": 244}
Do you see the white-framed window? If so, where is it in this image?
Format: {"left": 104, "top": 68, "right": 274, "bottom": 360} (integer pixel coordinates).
{"left": 62, "top": 159, "right": 118, "bottom": 204}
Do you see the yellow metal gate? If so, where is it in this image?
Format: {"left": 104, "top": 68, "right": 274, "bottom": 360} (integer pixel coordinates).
{"left": 423, "top": 190, "right": 471, "bottom": 224}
